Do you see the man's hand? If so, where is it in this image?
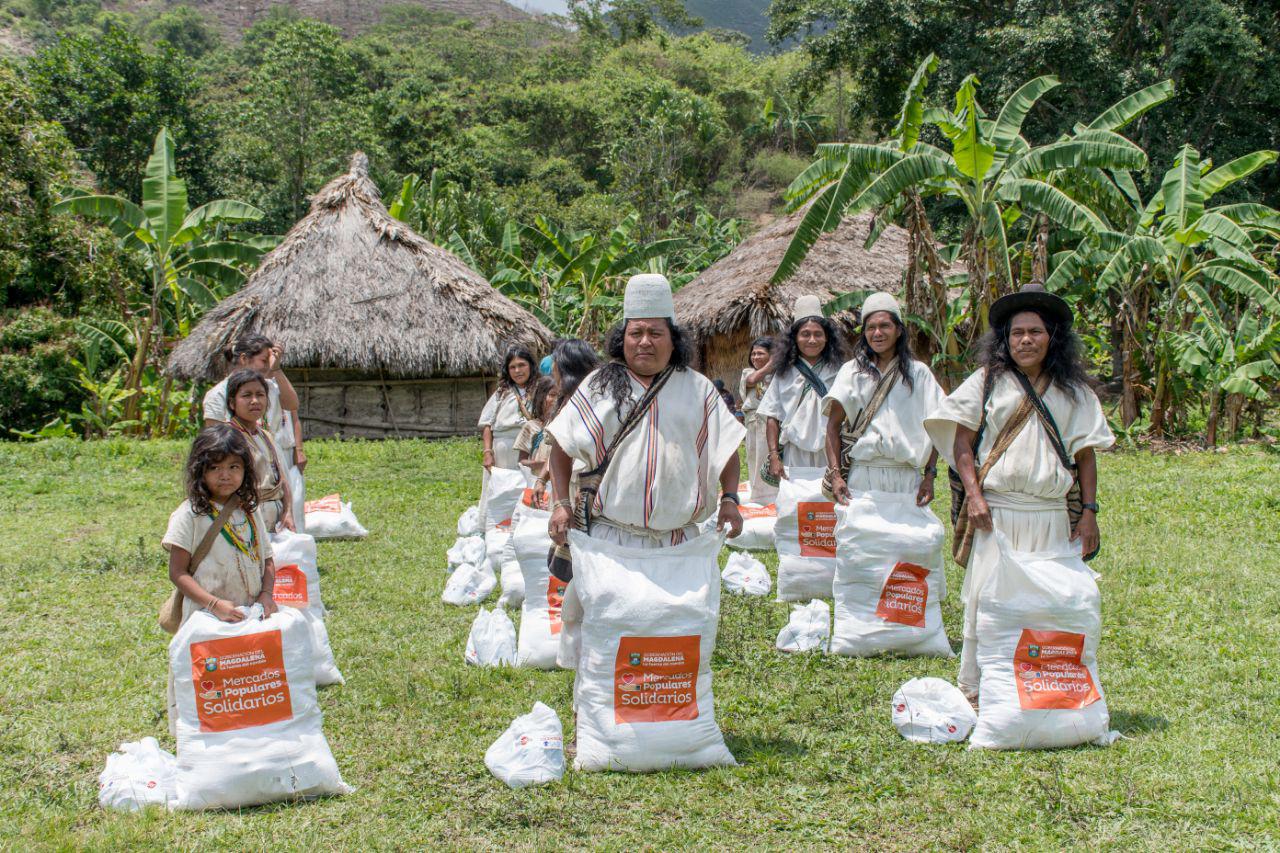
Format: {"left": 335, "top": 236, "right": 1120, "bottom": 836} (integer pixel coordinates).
{"left": 716, "top": 500, "right": 743, "bottom": 538}
{"left": 966, "top": 492, "right": 993, "bottom": 531}
{"left": 915, "top": 475, "right": 935, "bottom": 507}
{"left": 1071, "top": 509, "right": 1100, "bottom": 556}
{"left": 549, "top": 504, "right": 573, "bottom": 546}
{"left": 830, "top": 473, "right": 850, "bottom": 505}
{"left": 768, "top": 453, "right": 787, "bottom": 482}
{"left": 482, "top": 449, "right": 495, "bottom": 471}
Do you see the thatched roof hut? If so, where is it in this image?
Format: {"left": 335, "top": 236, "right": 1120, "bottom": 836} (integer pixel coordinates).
{"left": 168, "top": 153, "right": 552, "bottom": 438}
{"left": 674, "top": 209, "right": 911, "bottom": 390}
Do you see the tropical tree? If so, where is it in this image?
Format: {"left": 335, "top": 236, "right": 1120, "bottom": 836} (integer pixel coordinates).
{"left": 52, "top": 128, "right": 270, "bottom": 431}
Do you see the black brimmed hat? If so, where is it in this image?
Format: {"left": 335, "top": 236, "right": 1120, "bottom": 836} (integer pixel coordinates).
{"left": 989, "top": 281, "right": 1073, "bottom": 329}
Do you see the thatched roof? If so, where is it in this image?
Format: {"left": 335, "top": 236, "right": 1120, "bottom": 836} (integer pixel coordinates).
{"left": 674, "top": 209, "right": 911, "bottom": 339}
{"left": 168, "top": 153, "right": 552, "bottom": 382}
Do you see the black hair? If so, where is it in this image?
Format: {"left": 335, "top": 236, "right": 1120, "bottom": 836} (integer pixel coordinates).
{"left": 528, "top": 375, "right": 557, "bottom": 420}
{"left": 747, "top": 336, "right": 774, "bottom": 366}
{"left": 223, "top": 333, "right": 273, "bottom": 367}
{"left": 979, "top": 307, "right": 1091, "bottom": 397}
{"left": 185, "top": 424, "right": 260, "bottom": 515}
{"left": 499, "top": 345, "right": 537, "bottom": 393}
{"left": 853, "top": 312, "right": 916, "bottom": 393}
{"left": 225, "top": 368, "right": 270, "bottom": 420}
{"left": 778, "top": 315, "right": 846, "bottom": 373}
{"left": 590, "top": 318, "right": 693, "bottom": 414}
{"left": 551, "top": 338, "right": 601, "bottom": 414}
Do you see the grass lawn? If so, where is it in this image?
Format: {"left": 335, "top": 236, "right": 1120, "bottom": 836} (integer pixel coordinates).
{"left": 1, "top": 438, "right": 1277, "bottom": 848}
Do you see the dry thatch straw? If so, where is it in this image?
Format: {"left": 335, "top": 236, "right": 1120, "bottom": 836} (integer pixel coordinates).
{"left": 673, "top": 208, "right": 911, "bottom": 340}
{"left": 168, "top": 152, "right": 552, "bottom": 382}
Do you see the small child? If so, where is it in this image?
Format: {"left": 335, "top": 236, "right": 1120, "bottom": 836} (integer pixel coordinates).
{"left": 162, "top": 424, "right": 278, "bottom": 733}
{"left": 514, "top": 375, "right": 559, "bottom": 497}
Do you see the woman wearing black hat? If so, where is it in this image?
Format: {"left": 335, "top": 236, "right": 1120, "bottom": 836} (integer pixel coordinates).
{"left": 924, "top": 284, "right": 1114, "bottom": 701}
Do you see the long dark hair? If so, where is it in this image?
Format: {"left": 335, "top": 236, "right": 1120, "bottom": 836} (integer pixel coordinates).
{"left": 552, "top": 338, "right": 600, "bottom": 414}
{"left": 186, "top": 424, "right": 260, "bottom": 515}
{"left": 979, "top": 308, "right": 1091, "bottom": 397}
{"left": 778, "top": 315, "right": 845, "bottom": 373}
{"left": 747, "top": 336, "right": 773, "bottom": 366}
{"left": 499, "top": 345, "right": 537, "bottom": 394}
{"left": 527, "top": 375, "right": 557, "bottom": 421}
{"left": 590, "top": 318, "right": 693, "bottom": 413}
{"left": 223, "top": 333, "right": 273, "bottom": 368}
{"left": 853, "top": 315, "right": 916, "bottom": 392}
{"left": 225, "top": 369, "right": 270, "bottom": 420}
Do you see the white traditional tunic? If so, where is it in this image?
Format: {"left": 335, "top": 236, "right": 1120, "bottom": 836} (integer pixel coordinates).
{"left": 478, "top": 385, "right": 530, "bottom": 470}
{"left": 821, "top": 358, "right": 946, "bottom": 493}
{"left": 547, "top": 366, "right": 746, "bottom": 549}
{"left": 738, "top": 367, "right": 775, "bottom": 503}
{"left": 235, "top": 423, "right": 288, "bottom": 531}
{"left": 757, "top": 358, "right": 841, "bottom": 470}
{"left": 923, "top": 368, "right": 1114, "bottom": 695}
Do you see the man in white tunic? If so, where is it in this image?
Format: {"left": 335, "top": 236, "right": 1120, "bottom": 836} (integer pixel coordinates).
{"left": 546, "top": 274, "right": 746, "bottom": 550}
{"left": 757, "top": 295, "right": 846, "bottom": 479}
{"left": 924, "top": 283, "right": 1114, "bottom": 699}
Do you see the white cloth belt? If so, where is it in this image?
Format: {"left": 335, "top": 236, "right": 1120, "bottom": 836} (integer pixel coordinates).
{"left": 593, "top": 516, "right": 698, "bottom": 543}
{"left": 849, "top": 459, "right": 917, "bottom": 470}
{"left": 982, "top": 490, "right": 1067, "bottom": 512}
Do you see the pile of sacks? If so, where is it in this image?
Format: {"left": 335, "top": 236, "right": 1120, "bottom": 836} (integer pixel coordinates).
{"left": 444, "top": 469, "right": 530, "bottom": 607}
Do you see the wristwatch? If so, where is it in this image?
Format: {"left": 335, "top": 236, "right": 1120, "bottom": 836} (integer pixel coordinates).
{"left": 720, "top": 492, "right": 740, "bottom": 506}
{"left": 1081, "top": 501, "right": 1099, "bottom": 513}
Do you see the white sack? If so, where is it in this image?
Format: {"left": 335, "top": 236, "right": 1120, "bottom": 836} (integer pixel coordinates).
{"left": 303, "top": 494, "right": 368, "bottom": 540}
{"left": 773, "top": 468, "right": 836, "bottom": 601}
{"left": 569, "top": 530, "right": 735, "bottom": 772}
{"left": 447, "top": 535, "right": 486, "bottom": 569}
{"left": 514, "top": 495, "right": 563, "bottom": 669}
{"left": 168, "top": 606, "right": 351, "bottom": 810}
{"left": 457, "top": 504, "right": 482, "bottom": 537}
{"left": 484, "top": 701, "right": 565, "bottom": 789}
{"left": 775, "top": 599, "right": 830, "bottom": 652}
{"left": 892, "top": 677, "right": 976, "bottom": 744}
{"left": 830, "top": 492, "right": 952, "bottom": 658}
{"left": 721, "top": 552, "right": 771, "bottom": 596}
{"left": 98, "top": 737, "right": 176, "bottom": 811}
{"left": 271, "top": 530, "right": 324, "bottom": 614}
{"left": 485, "top": 526, "right": 510, "bottom": 568}
{"left": 970, "top": 533, "right": 1112, "bottom": 750}
{"left": 286, "top": 462, "right": 306, "bottom": 536}
{"left": 442, "top": 560, "right": 497, "bottom": 606}
{"left": 466, "top": 607, "right": 518, "bottom": 667}
{"left": 725, "top": 502, "right": 777, "bottom": 552}
{"left": 483, "top": 467, "right": 527, "bottom": 530}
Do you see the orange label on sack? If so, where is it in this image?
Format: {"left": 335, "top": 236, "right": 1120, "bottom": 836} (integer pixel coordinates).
{"left": 797, "top": 501, "right": 836, "bottom": 557}
{"left": 189, "top": 629, "right": 293, "bottom": 733}
{"left": 613, "top": 635, "right": 700, "bottom": 724}
{"left": 272, "top": 564, "right": 309, "bottom": 608}
{"left": 304, "top": 493, "right": 341, "bottom": 514}
{"left": 1014, "top": 629, "right": 1101, "bottom": 710}
{"left": 875, "top": 562, "right": 929, "bottom": 627}
{"left": 521, "top": 488, "right": 549, "bottom": 510}
{"left": 546, "top": 575, "right": 568, "bottom": 636}
{"left": 739, "top": 503, "right": 777, "bottom": 519}
{"left": 496, "top": 517, "right": 512, "bottom": 529}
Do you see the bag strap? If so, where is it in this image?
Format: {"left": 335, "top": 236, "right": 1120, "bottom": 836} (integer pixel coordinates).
{"left": 1010, "top": 370, "right": 1076, "bottom": 472}
{"left": 847, "top": 359, "right": 900, "bottom": 445}
{"left": 584, "top": 364, "right": 676, "bottom": 478}
{"left": 974, "top": 371, "right": 1052, "bottom": 484}
{"left": 792, "top": 359, "right": 829, "bottom": 398}
{"left": 970, "top": 368, "right": 996, "bottom": 456}
{"left": 514, "top": 388, "right": 534, "bottom": 423}
{"left": 189, "top": 494, "right": 242, "bottom": 576}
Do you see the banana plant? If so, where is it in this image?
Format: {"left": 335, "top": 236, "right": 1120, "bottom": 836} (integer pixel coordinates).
{"left": 53, "top": 127, "right": 268, "bottom": 429}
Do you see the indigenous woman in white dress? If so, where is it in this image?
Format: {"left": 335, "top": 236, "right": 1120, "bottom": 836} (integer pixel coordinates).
{"left": 738, "top": 336, "right": 776, "bottom": 503}
{"left": 822, "top": 292, "right": 945, "bottom": 504}
{"left": 757, "top": 295, "right": 847, "bottom": 481}
{"left": 478, "top": 346, "right": 538, "bottom": 472}
{"left": 224, "top": 369, "right": 295, "bottom": 533}
{"left": 924, "top": 283, "right": 1114, "bottom": 700}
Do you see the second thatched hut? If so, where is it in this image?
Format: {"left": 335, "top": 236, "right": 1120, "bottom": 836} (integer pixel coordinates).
{"left": 674, "top": 209, "right": 913, "bottom": 390}
{"left": 167, "top": 153, "right": 553, "bottom": 438}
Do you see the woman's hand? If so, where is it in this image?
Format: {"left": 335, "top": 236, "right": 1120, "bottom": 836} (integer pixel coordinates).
{"left": 280, "top": 509, "right": 296, "bottom": 533}
{"left": 268, "top": 345, "right": 283, "bottom": 376}
{"left": 1072, "top": 509, "right": 1100, "bottom": 556}
{"left": 549, "top": 504, "right": 573, "bottom": 546}
{"left": 717, "top": 500, "right": 744, "bottom": 538}
{"left": 257, "top": 591, "right": 279, "bottom": 619}
{"left": 966, "top": 491, "right": 993, "bottom": 531}
{"left": 830, "top": 473, "right": 851, "bottom": 505}
{"left": 916, "top": 474, "right": 935, "bottom": 507}
{"left": 768, "top": 452, "right": 787, "bottom": 482}
{"left": 293, "top": 445, "right": 307, "bottom": 472}
{"left": 482, "top": 448, "right": 495, "bottom": 471}
{"left": 211, "top": 599, "right": 246, "bottom": 623}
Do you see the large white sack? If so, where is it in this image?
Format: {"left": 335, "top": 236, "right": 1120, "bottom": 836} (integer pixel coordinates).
{"left": 286, "top": 462, "right": 306, "bottom": 536}
{"left": 514, "top": 495, "right": 563, "bottom": 669}
{"left": 774, "top": 469, "right": 837, "bottom": 601}
{"left": 485, "top": 526, "right": 510, "bottom": 568}
{"left": 775, "top": 599, "right": 830, "bottom": 652}
{"left": 970, "top": 533, "right": 1112, "bottom": 750}
{"left": 484, "top": 701, "right": 565, "bottom": 789}
{"left": 892, "top": 677, "right": 976, "bottom": 744}
{"left": 457, "top": 504, "right": 482, "bottom": 537}
{"left": 271, "top": 530, "right": 324, "bottom": 614}
{"left": 569, "top": 530, "right": 735, "bottom": 772}
{"left": 726, "top": 502, "right": 777, "bottom": 552}
{"left": 721, "top": 552, "right": 771, "bottom": 596}
{"left": 442, "top": 560, "right": 497, "bottom": 606}
{"left": 465, "top": 607, "right": 518, "bottom": 667}
{"left": 497, "top": 503, "right": 527, "bottom": 606}
{"left": 303, "top": 494, "right": 368, "bottom": 540}
{"left": 830, "top": 493, "right": 953, "bottom": 658}
{"left": 98, "top": 737, "right": 176, "bottom": 811}
{"left": 483, "top": 467, "right": 528, "bottom": 530}
{"left": 447, "top": 535, "right": 486, "bottom": 569}
{"left": 168, "top": 606, "right": 352, "bottom": 810}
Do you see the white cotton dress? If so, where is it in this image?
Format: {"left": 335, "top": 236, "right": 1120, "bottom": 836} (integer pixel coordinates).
{"left": 756, "top": 359, "right": 841, "bottom": 471}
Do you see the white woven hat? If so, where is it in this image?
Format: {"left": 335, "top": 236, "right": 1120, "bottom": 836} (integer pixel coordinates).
{"left": 793, "top": 294, "right": 823, "bottom": 321}
{"left": 860, "top": 291, "right": 902, "bottom": 322}
{"left": 623, "top": 273, "right": 675, "bottom": 320}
